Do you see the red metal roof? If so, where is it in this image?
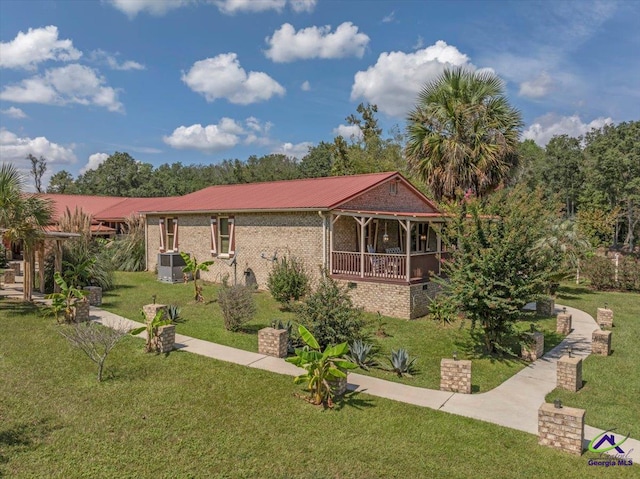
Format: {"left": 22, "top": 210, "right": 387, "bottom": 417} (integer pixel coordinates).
{"left": 41, "top": 194, "right": 162, "bottom": 222}
{"left": 141, "top": 172, "right": 415, "bottom": 213}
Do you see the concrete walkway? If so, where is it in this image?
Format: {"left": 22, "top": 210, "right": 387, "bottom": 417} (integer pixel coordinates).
{"left": 2, "top": 283, "right": 638, "bottom": 462}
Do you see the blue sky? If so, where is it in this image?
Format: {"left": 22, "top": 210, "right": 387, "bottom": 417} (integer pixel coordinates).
{"left": 1, "top": 0, "right": 638, "bottom": 189}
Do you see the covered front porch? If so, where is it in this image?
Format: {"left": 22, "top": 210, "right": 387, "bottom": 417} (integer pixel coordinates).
{"left": 328, "top": 209, "right": 448, "bottom": 284}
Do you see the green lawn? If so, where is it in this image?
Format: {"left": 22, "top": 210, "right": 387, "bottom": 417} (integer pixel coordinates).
{"left": 546, "top": 285, "right": 640, "bottom": 435}
{"left": 0, "top": 299, "right": 634, "bottom": 478}
{"left": 103, "top": 272, "right": 563, "bottom": 392}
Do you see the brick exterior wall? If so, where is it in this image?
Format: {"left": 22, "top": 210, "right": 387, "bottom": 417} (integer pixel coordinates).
{"left": 258, "top": 327, "right": 288, "bottom": 358}
{"left": 592, "top": 330, "right": 612, "bottom": 356}
{"left": 597, "top": 308, "right": 613, "bottom": 328}
{"left": 556, "top": 312, "right": 572, "bottom": 335}
{"left": 521, "top": 332, "right": 544, "bottom": 361}
{"left": 538, "top": 402, "right": 585, "bottom": 456}
{"left": 340, "top": 180, "right": 436, "bottom": 213}
{"left": 83, "top": 286, "right": 102, "bottom": 306}
{"left": 557, "top": 355, "right": 582, "bottom": 392}
{"left": 156, "top": 324, "right": 175, "bottom": 353}
{"left": 440, "top": 359, "right": 472, "bottom": 393}
{"left": 334, "top": 278, "right": 436, "bottom": 319}
{"left": 147, "top": 212, "right": 325, "bottom": 289}
{"left": 536, "top": 297, "right": 555, "bottom": 316}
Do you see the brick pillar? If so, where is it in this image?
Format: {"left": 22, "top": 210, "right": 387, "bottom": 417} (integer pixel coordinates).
{"left": 521, "top": 332, "right": 544, "bottom": 361}
{"left": 556, "top": 312, "right": 572, "bottom": 335}
{"left": 3, "top": 269, "right": 15, "bottom": 284}
{"left": 10, "top": 262, "right": 21, "bottom": 276}
{"left": 592, "top": 330, "right": 612, "bottom": 356}
{"left": 538, "top": 402, "right": 585, "bottom": 455}
{"left": 143, "top": 304, "right": 167, "bottom": 323}
{"left": 156, "top": 324, "right": 175, "bottom": 353}
{"left": 536, "top": 297, "right": 555, "bottom": 316}
{"left": 440, "top": 358, "right": 472, "bottom": 394}
{"left": 329, "top": 376, "right": 348, "bottom": 397}
{"left": 258, "top": 327, "right": 288, "bottom": 358}
{"left": 557, "top": 355, "right": 582, "bottom": 392}
{"left": 83, "top": 286, "right": 102, "bottom": 306}
{"left": 596, "top": 308, "right": 613, "bottom": 328}
{"left": 74, "top": 298, "right": 90, "bottom": 322}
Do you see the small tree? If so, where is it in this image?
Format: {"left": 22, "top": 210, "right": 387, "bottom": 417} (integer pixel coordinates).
{"left": 180, "top": 252, "right": 214, "bottom": 302}
{"left": 439, "top": 188, "right": 552, "bottom": 355}
{"left": 295, "top": 274, "right": 366, "bottom": 349}
{"left": 218, "top": 277, "right": 256, "bottom": 332}
{"left": 58, "top": 321, "right": 129, "bottom": 381}
{"left": 267, "top": 256, "right": 310, "bottom": 308}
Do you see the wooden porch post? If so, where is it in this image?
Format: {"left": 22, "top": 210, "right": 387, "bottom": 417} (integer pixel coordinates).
{"left": 436, "top": 225, "right": 442, "bottom": 276}
{"left": 54, "top": 239, "right": 63, "bottom": 293}
{"left": 38, "top": 241, "right": 45, "bottom": 294}
{"left": 329, "top": 213, "right": 333, "bottom": 275}
{"left": 405, "top": 219, "right": 411, "bottom": 282}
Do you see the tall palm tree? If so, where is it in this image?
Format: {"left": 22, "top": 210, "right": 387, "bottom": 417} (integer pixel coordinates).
{"left": 405, "top": 67, "right": 523, "bottom": 202}
{"left": 0, "top": 163, "right": 53, "bottom": 300}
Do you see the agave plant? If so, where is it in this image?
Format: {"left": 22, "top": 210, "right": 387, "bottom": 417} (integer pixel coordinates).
{"left": 166, "top": 304, "right": 182, "bottom": 323}
{"left": 388, "top": 348, "right": 417, "bottom": 377}
{"left": 348, "top": 340, "right": 377, "bottom": 370}
{"left": 286, "top": 325, "right": 357, "bottom": 407}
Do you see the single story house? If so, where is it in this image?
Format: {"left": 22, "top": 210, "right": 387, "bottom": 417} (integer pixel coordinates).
{"left": 141, "top": 172, "right": 449, "bottom": 319}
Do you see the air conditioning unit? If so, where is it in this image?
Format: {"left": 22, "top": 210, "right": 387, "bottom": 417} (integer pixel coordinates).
{"left": 157, "top": 252, "right": 187, "bottom": 283}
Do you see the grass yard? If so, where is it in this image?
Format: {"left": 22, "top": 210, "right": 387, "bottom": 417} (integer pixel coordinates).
{"left": 0, "top": 299, "right": 634, "bottom": 478}
{"left": 546, "top": 285, "right": 640, "bottom": 435}
{"left": 103, "top": 272, "right": 563, "bottom": 392}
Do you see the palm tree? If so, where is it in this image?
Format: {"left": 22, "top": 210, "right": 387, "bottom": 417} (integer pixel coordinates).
{"left": 0, "top": 163, "right": 53, "bottom": 300}
{"left": 405, "top": 67, "right": 523, "bottom": 202}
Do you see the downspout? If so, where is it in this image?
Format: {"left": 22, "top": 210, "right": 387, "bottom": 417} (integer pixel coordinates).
{"left": 318, "top": 211, "right": 327, "bottom": 271}
{"left": 143, "top": 213, "right": 148, "bottom": 272}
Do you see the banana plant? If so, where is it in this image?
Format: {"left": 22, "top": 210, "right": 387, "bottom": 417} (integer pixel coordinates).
{"left": 46, "top": 272, "right": 88, "bottom": 323}
{"left": 286, "top": 325, "right": 357, "bottom": 407}
{"left": 180, "top": 252, "right": 214, "bottom": 302}
{"left": 130, "top": 309, "right": 172, "bottom": 353}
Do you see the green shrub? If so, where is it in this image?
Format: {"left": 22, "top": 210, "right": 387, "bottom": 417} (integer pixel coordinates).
{"left": 618, "top": 255, "right": 640, "bottom": 291}
{"left": 218, "top": 277, "right": 256, "bottom": 332}
{"left": 581, "top": 255, "right": 616, "bottom": 290}
{"left": 110, "top": 214, "right": 145, "bottom": 271}
{"left": 295, "top": 274, "right": 366, "bottom": 349}
{"left": 0, "top": 244, "right": 8, "bottom": 269}
{"left": 267, "top": 256, "right": 310, "bottom": 308}
{"left": 427, "top": 295, "right": 456, "bottom": 325}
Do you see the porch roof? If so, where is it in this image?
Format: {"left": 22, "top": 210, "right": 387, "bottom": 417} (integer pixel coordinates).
{"left": 333, "top": 208, "right": 449, "bottom": 221}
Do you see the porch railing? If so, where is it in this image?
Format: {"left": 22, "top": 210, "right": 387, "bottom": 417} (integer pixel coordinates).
{"left": 331, "top": 251, "right": 442, "bottom": 281}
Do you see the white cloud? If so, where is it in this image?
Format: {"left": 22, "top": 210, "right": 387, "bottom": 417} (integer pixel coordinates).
{"left": 0, "top": 129, "right": 76, "bottom": 168}
{"left": 0, "top": 25, "right": 81, "bottom": 70}
{"left": 182, "top": 53, "right": 285, "bottom": 104}
{"left": 81, "top": 153, "right": 109, "bottom": 174}
{"left": 90, "top": 50, "right": 145, "bottom": 71}
{"left": 351, "top": 40, "right": 474, "bottom": 117}
{"left": 1, "top": 107, "right": 27, "bottom": 119}
{"left": 382, "top": 11, "right": 395, "bottom": 23}
{"left": 333, "top": 124, "right": 362, "bottom": 141}
{"left": 289, "top": 0, "right": 316, "bottom": 13}
{"left": 273, "top": 141, "right": 313, "bottom": 159}
{"left": 265, "top": 22, "right": 370, "bottom": 62}
{"left": 519, "top": 71, "right": 555, "bottom": 98}
{"left": 163, "top": 118, "right": 249, "bottom": 152}
{"left": 0, "top": 64, "right": 124, "bottom": 112}
{"left": 413, "top": 35, "right": 424, "bottom": 50}
{"left": 301, "top": 80, "right": 311, "bottom": 91}
{"left": 522, "top": 114, "right": 613, "bottom": 146}
{"left": 213, "top": 0, "right": 285, "bottom": 14}
{"left": 107, "top": 0, "right": 192, "bottom": 18}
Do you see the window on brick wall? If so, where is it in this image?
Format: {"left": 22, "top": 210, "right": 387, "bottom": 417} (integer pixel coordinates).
{"left": 210, "top": 215, "right": 235, "bottom": 257}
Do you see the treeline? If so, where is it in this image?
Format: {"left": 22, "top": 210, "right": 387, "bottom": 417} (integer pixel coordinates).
{"left": 46, "top": 107, "right": 638, "bottom": 249}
